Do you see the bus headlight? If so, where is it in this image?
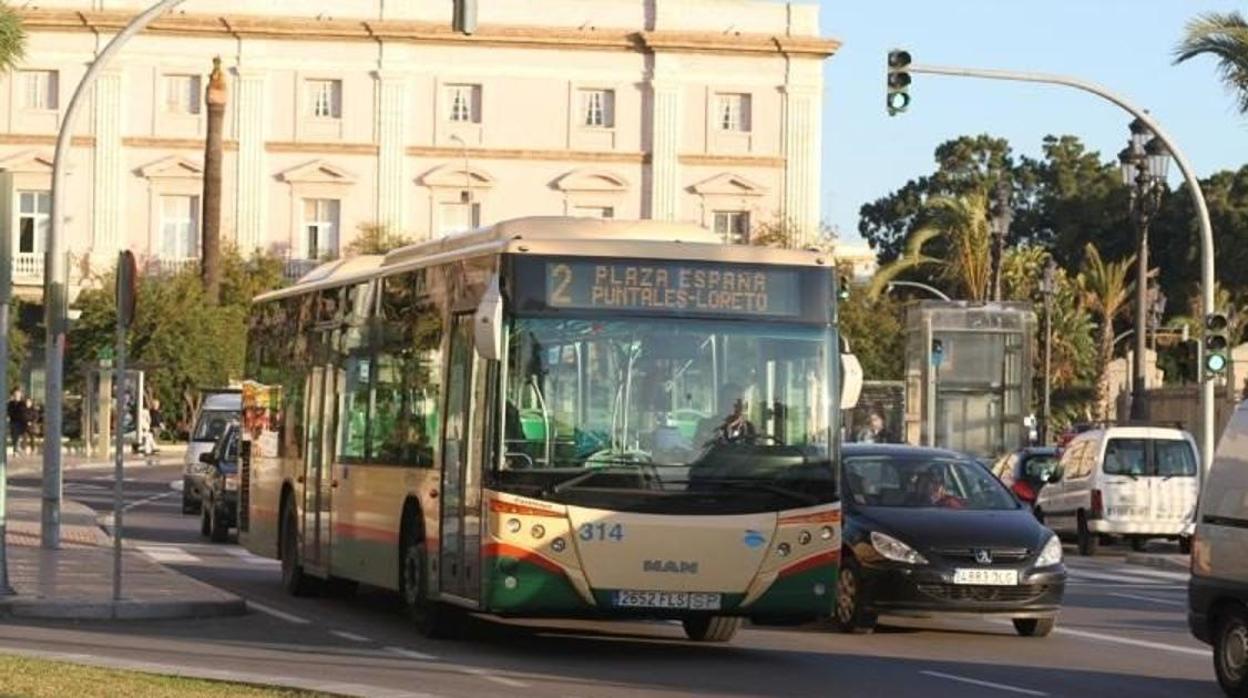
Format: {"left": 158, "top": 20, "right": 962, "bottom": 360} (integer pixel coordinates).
{"left": 777, "top": 543, "right": 791, "bottom": 558}
{"left": 798, "top": 531, "right": 812, "bottom": 545}
{"left": 507, "top": 518, "right": 522, "bottom": 533}
{"left": 1035, "top": 535, "right": 1063, "bottom": 568}
{"left": 551, "top": 538, "right": 566, "bottom": 553}
{"left": 820, "top": 526, "right": 834, "bottom": 541}
{"left": 531, "top": 524, "right": 546, "bottom": 539}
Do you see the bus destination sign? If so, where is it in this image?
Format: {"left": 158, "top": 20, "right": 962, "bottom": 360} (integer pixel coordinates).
{"left": 544, "top": 260, "right": 801, "bottom": 317}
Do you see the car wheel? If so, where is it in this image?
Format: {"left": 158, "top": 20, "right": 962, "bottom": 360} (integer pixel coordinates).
{"left": 1077, "top": 512, "right": 1099, "bottom": 556}
{"left": 1130, "top": 536, "right": 1148, "bottom": 553}
{"left": 1013, "top": 617, "right": 1055, "bottom": 638}
{"left": 832, "top": 556, "right": 877, "bottom": 634}
{"left": 1215, "top": 605, "right": 1248, "bottom": 697}
{"left": 280, "top": 498, "right": 315, "bottom": 596}
{"left": 1180, "top": 536, "right": 1193, "bottom": 555}
{"left": 200, "top": 503, "right": 211, "bottom": 537}
{"left": 181, "top": 481, "right": 200, "bottom": 515}
{"left": 400, "top": 517, "right": 456, "bottom": 639}
{"left": 208, "top": 502, "right": 229, "bottom": 543}
{"left": 682, "top": 616, "right": 742, "bottom": 642}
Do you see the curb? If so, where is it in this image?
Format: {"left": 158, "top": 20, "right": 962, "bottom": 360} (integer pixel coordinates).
{"left": 0, "top": 597, "right": 247, "bottom": 621}
{"left": 1125, "top": 551, "right": 1190, "bottom": 573}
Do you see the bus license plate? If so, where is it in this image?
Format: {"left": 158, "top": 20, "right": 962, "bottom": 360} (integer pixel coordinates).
{"left": 953, "top": 569, "right": 1019, "bottom": 586}
{"left": 614, "top": 590, "right": 722, "bottom": 610}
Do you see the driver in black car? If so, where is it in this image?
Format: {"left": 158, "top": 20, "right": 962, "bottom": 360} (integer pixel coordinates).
{"left": 695, "top": 382, "right": 757, "bottom": 446}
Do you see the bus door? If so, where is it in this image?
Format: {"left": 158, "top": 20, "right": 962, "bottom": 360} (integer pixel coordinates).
{"left": 302, "top": 366, "right": 335, "bottom": 574}
{"left": 440, "top": 313, "right": 479, "bottom": 600}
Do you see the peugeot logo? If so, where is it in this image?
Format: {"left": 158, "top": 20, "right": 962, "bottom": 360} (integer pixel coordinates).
{"left": 974, "top": 549, "right": 993, "bottom": 565}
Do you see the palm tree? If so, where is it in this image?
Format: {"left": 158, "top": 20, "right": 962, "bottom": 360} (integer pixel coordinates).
{"left": 1174, "top": 11, "right": 1248, "bottom": 114}
{"left": 1078, "top": 243, "right": 1136, "bottom": 421}
{"left": 0, "top": 3, "right": 26, "bottom": 72}
{"left": 869, "top": 192, "right": 992, "bottom": 302}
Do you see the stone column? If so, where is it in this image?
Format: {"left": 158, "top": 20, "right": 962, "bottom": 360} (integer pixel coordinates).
{"left": 234, "top": 68, "right": 268, "bottom": 256}
{"left": 91, "top": 69, "right": 124, "bottom": 267}
{"left": 374, "top": 70, "right": 407, "bottom": 232}
{"left": 782, "top": 60, "right": 823, "bottom": 245}
{"left": 647, "top": 56, "right": 681, "bottom": 221}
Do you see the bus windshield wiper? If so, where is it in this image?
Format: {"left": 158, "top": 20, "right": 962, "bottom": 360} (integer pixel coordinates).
{"left": 692, "top": 479, "right": 822, "bottom": 506}
{"left": 548, "top": 465, "right": 649, "bottom": 495}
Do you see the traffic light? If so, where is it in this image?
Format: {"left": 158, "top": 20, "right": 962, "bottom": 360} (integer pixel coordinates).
{"left": 931, "top": 338, "right": 945, "bottom": 367}
{"left": 886, "top": 49, "right": 912, "bottom": 116}
{"left": 453, "top": 0, "right": 478, "bottom": 34}
{"left": 1205, "top": 312, "right": 1230, "bottom": 378}
{"left": 838, "top": 275, "right": 851, "bottom": 301}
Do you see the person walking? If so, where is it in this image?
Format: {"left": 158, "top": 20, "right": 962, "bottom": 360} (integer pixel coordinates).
{"left": 23, "top": 398, "right": 41, "bottom": 455}
{"left": 6, "top": 389, "right": 26, "bottom": 456}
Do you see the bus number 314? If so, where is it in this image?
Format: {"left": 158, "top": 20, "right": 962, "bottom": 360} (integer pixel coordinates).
{"left": 579, "top": 523, "right": 624, "bottom": 542}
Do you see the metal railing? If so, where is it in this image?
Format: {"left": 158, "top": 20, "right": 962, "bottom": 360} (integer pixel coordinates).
{"left": 284, "top": 258, "right": 320, "bottom": 281}
{"left": 145, "top": 257, "right": 199, "bottom": 276}
{"left": 12, "top": 253, "right": 44, "bottom": 281}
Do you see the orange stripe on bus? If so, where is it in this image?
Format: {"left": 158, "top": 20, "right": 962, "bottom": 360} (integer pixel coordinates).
{"left": 482, "top": 542, "right": 566, "bottom": 576}
{"left": 333, "top": 521, "right": 400, "bottom": 544}
{"left": 488, "top": 500, "right": 566, "bottom": 518}
{"left": 777, "top": 549, "right": 840, "bottom": 579}
{"left": 778, "top": 509, "right": 841, "bottom": 525}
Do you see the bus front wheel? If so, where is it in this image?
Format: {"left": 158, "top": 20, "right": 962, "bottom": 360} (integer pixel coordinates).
{"left": 682, "top": 616, "right": 742, "bottom": 642}
{"left": 401, "top": 523, "right": 456, "bottom": 639}
{"left": 280, "top": 499, "right": 315, "bottom": 596}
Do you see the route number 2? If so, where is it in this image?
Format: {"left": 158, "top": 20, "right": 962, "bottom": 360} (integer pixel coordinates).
{"left": 579, "top": 523, "right": 624, "bottom": 542}
{"left": 550, "top": 263, "right": 574, "bottom": 305}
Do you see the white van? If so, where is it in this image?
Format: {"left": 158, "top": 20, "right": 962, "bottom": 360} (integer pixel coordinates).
{"left": 181, "top": 390, "right": 241, "bottom": 514}
{"left": 1190, "top": 400, "right": 1248, "bottom": 697}
{"left": 1034, "top": 425, "right": 1199, "bottom": 556}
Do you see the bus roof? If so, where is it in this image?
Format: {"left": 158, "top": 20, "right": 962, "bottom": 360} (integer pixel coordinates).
{"left": 257, "top": 217, "right": 831, "bottom": 303}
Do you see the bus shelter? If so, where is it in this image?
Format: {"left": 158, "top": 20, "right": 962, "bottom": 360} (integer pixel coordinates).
{"left": 902, "top": 301, "right": 1035, "bottom": 459}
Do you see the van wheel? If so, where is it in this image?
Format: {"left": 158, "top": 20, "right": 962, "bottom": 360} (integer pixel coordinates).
{"left": 682, "top": 616, "right": 742, "bottom": 642}
{"left": 1129, "top": 537, "right": 1147, "bottom": 552}
{"left": 1013, "top": 617, "right": 1055, "bottom": 637}
{"left": 832, "top": 556, "right": 877, "bottom": 634}
{"left": 280, "top": 498, "right": 315, "bottom": 596}
{"left": 1077, "top": 512, "right": 1099, "bottom": 556}
{"left": 400, "top": 519, "right": 456, "bottom": 639}
{"left": 1180, "top": 536, "right": 1193, "bottom": 555}
{"left": 1214, "top": 605, "right": 1248, "bottom": 697}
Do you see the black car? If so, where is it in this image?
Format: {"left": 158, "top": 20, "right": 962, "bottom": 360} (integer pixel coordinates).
{"left": 196, "top": 422, "right": 240, "bottom": 543}
{"left": 835, "top": 444, "right": 1066, "bottom": 637}
{"left": 989, "top": 447, "right": 1061, "bottom": 508}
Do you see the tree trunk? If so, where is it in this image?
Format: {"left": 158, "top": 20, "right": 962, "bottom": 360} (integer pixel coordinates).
{"left": 201, "top": 57, "right": 227, "bottom": 305}
{"left": 1096, "top": 324, "right": 1114, "bottom": 422}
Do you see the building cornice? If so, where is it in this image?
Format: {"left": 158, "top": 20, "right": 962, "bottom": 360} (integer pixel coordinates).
{"left": 18, "top": 9, "right": 839, "bottom": 58}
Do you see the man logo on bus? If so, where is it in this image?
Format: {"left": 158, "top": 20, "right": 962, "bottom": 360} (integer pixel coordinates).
{"left": 643, "top": 560, "right": 699, "bottom": 574}
{"left": 743, "top": 530, "right": 767, "bottom": 549}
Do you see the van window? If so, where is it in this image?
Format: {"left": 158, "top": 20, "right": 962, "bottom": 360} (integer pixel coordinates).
{"left": 1104, "top": 439, "right": 1147, "bottom": 477}
{"left": 1157, "top": 440, "right": 1197, "bottom": 477}
{"left": 193, "top": 410, "right": 235, "bottom": 443}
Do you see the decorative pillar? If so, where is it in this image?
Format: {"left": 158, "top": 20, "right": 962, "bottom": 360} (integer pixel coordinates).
{"left": 234, "top": 68, "right": 267, "bottom": 256}
{"left": 782, "top": 59, "right": 823, "bottom": 245}
{"left": 375, "top": 70, "right": 407, "bottom": 232}
{"left": 647, "top": 55, "right": 682, "bottom": 221}
{"left": 91, "top": 69, "right": 124, "bottom": 265}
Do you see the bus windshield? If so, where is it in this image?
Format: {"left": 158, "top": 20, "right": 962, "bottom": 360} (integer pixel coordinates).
{"left": 496, "top": 315, "right": 835, "bottom": 511}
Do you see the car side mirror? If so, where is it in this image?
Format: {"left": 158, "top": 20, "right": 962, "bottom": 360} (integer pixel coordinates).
{"left": 1046, "top": 468, "right": 1063, "bottom": 484}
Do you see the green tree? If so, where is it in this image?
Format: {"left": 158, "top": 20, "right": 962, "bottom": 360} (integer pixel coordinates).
{"left": 1078, "top": 243, "right": 1136, "bottom": 420}
{"left": 1175, "top": 11, "right": 1248, "bottom": 114}
{"left": 839, "top": 289, "right": 905, "bottom": 381}
{"left": 0, "top": 3, "right": 25, "bottom": 72}
{"left": 346, "top": 223, "right": 413, "bottom": 256}
{"left": 869, "top": 192, "right": 993, "bottom": 302}
{"left": 6, "top": 298, "right": 28, "bottom": 388}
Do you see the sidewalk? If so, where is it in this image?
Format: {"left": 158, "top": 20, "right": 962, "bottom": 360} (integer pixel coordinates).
{"left": 0, "top": 486, "right": 245, "bottom": 620}
{"left": 6, "top": 443, "right": 188, "bottom": 477}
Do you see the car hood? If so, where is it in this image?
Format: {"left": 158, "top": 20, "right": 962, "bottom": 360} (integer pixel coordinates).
{"left": 852, "top": 506, "right": 1048, "bottom": 552}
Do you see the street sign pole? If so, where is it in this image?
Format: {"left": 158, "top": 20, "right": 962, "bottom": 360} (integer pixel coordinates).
{"left": 112, "top": 251, "right": 136, "bottom": 602}
{"left": 0, "top": 185, "right": 13, "bottom": 596}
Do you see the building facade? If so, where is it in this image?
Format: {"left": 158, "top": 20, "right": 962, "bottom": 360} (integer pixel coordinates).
{"left": 0, "top": 0, "right": 837, "bottom": 294}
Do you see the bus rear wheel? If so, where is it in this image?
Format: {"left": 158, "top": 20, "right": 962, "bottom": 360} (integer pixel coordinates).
{"left": 280, "top": 498, "right": 315, "bottom": 596}
{"left": 682, "top": 616, "right": 742, "bottom": 642}
{"left": 401, "top": 523, "right": 456, "bottom": 639}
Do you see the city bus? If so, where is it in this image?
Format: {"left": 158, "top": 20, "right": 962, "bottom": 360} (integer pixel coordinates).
{"left": 238, "top": 216, "right": 859, "bottom": 642}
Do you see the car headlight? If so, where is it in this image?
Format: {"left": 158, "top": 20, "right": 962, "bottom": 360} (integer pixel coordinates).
{"left": 1035, "top": 534, "right": 1062, "bottom": 567}
{"left": 224, "top": 476, "right": 239, "bottom": 492}
{"left": 870, "top": 531, "right": 928, "bottom": 565}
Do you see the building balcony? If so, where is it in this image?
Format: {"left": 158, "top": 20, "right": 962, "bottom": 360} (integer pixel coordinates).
{"left": 145, "top": 257, "right": 200, "bottom": 276}
{"left": 284, "top": 258, "right": 322, "bottom": 281}
{"left": 13, "top": 252, "right": 44, "bottom": 284}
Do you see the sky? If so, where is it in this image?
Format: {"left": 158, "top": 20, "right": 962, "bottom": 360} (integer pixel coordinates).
{"left": 818, "top": 0, "right": 1248, "bottom": 244}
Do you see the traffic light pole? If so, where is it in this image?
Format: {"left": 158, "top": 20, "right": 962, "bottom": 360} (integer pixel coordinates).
{"left": 905, "top": 62, "right": 1217, "bottom": 482}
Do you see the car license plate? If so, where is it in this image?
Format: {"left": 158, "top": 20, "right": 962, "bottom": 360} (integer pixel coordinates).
{"left": 613, "top": 590, "right": 722, "bottom": 610}
{"left": 953, "top": 569, "right": 1019, "bottom": 586}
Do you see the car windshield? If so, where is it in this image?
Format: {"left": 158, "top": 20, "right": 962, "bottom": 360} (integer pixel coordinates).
{"left": 193, "top": 410, "right": 235, "bottom": 443}
{"left": 495, "top": 315, "right": 834, "bottom": 510}
{"left": 844, "top": 453, "right": 1018, "bottom": 510}
{"left": 1103, "top": 438, "right": 1197, "bottom": 477}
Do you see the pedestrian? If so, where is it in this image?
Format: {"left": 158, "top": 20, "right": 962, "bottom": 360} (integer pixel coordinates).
{"left": 855, "top": 406, "right": 889, "bottom": 444}
{"left": 23, "top": 399, "right": 40, "bottom": 455}
{"left": 6, "top": 389, "right": 26, "bottom": 456}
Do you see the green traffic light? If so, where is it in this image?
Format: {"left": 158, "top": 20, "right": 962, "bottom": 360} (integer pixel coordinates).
{"left": 1207, "top": 352, "right": 1228, "bottom": 374}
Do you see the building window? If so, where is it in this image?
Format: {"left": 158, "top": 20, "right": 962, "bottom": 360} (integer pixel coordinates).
{"left": 302, "top": 198, "right": 340, "bottom": 259}
{"left": 20, "top": 70, "right": 58, "bottom": 111}
{"left": 714, "top": 211, "right": 750, "bottom": 244}
{"left": 580, "top": 89, "right": 614, "bottom": 128}
{"left": 17, "top": 191, "right": 50, "bottom": 255}
{"left": 438, "top": 201, "right": 480, "bottom": 237}
{"left": 574, "top": 206, "right": 614, "bottom": 219}
{"left": 308, "top": 79, "right": 342, "bottom": 119}
{"left": 164, "top": 74, "right": 201, "bottom": 115}
{"left": 715, "top": 93, "right": 751, "bottom": 132}
{"left": 160, "top": 194, "right": 200, "bottom": 259}
{"left": 445, "top": 84, "right": 481, "bottom": 123}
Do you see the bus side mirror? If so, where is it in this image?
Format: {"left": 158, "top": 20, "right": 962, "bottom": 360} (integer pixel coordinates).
{"left": 474, "top": 274, "right": 504, "bottom": 361}
{"left": 840, "top": 352, "right": 863, "bottom": 410}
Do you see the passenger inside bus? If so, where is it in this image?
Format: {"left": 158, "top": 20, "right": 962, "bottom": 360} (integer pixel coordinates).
{"left": 693, "top": 382, "right": 757, "bottom": 447}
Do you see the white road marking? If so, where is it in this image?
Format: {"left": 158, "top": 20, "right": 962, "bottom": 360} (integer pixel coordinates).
{"left": 1066, "top": 582, "right": 1186, "bottom": 590}
{"left": 1108, "top": 591, "right": 1187, "bottom": 606}
{"left": 247, "top": 600, "right": 312, "bottom": 625}
{"left": 989, "top": 620, "right": 1209, "bottom": 658}
{"left": 123, "top": 490, "right": 175, "bottom": 512}
{"left": 920, "top": 671, "right": 1047, "bottom": 696}
{"left": 170, "top": 479, "right": 184, "bottom": 492}
{"left": 460, "top": 666, "right": 530, "bottom": 688}
{"left": 1066, "top": 569, "right": 1181, "bottom": 585}
{"left": 385, "top": 646, "right": 439, "bottom": 661}
{"left": 331, "top": 630, "right": 372, "bottom": 643}
{"left": 134, "top": 545, "right": 198, "bottom": 564}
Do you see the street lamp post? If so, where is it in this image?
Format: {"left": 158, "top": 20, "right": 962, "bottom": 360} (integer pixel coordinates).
{"left": 1041, "top": 260, "right": 1056, "bottom": 445}
{"left": 1118, "top": 119, "right": 1171, "bottom": 423}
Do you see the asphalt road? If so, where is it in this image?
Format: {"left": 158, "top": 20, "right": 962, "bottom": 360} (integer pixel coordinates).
{"left": 0, "top": 464, "right": 1222, "bottom": 698}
